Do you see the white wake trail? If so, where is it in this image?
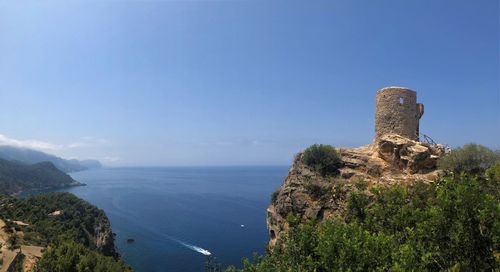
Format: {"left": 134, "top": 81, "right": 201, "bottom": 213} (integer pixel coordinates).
{"left": 173, "top": 239, "right": 211, "bottom": 256}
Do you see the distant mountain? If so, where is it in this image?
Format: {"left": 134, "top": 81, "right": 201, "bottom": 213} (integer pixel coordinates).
{"left": 79, "top": 159, "right": 103, "bottom": 169}
{"left": 0, "top": 145, "right": 102, "bottom": 173}
{"left": 0, "top": 158, "right": 81, "bottom": 195}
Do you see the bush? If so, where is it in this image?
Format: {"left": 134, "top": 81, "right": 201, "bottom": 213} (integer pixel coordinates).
{"left": 302, "top": 144, "right": 342, "bottom": 177}
{"left": 486, "top": 162, "right": 500, "bottom": 181}
{"left": 305, "top": 183, "right": 329, "bottom": 200}
{"left": 35, "top": 241, "right": 131, "bottom": 272}
{"left": 437, "top": 143, "right": 499, "bottom": 174}
{"left": 230, "top": 174, "right": 499, "bottom": 271}
{"left": 286, "top": 213, "right": 300, "bottom": 227}
{"left": 270, "top": 189, "right": 280, "bottom": 203}
{"left": 346, "top": 191, "right": 370, "bottom": 222}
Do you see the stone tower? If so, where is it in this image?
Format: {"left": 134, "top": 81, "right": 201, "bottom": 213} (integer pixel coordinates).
{"left": 374, "top": 86, "right": 424, "bottom": 142}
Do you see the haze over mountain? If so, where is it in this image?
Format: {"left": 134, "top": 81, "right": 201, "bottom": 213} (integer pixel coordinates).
{"left": 0, "top": 158, "right": 81, "bottom": 195}
{"left": 0, "top": 145, "right": 102, "bottom": 173}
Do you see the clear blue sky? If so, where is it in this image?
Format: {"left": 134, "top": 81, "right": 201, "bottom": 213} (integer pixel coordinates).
{"left": 0, "top": 0, "right": 498, "bottom": 166}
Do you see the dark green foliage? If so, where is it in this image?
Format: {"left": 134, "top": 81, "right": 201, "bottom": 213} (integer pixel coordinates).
{"left": 270, "top": 189, "right": 280, "bottom": 203}
{"left": 331, "top": 183, "right": 346, "bottom": 198}
{"left": 302, "top": 144, "right": 342, "bottom": 177}
{"left": 35, "top": 241, "right": 130, "bottom": 272}
{"left": 8, "top": 234, "right": 19, "bottom": 249}
{"left": 0, "top": 192, "right": 127, "bottom": 270}
{"left": 438, "top": 143, "right": 499, "bottom": 174}
{"left": 315, "top": 221, "right": 394, "bottom": 271}
{"left": 304, "top": 183, "right": 329, "bottom": 200}
{"left": 0, "top": 158, "right": 78, "bottom": 195}
{"left": 354, "top": 178, "right": 368, "bottom": 191}
{"left": 286, "top": 213, "right": 300, "bottom": 228}
{"left": 486, "top": 162, "right": 500, "bottom": 181}
{"left": 14, "top": 253, "right": 25, "bottom": 272}
{"left": 230, "top": 174, "right": 499, "bottom": 271}
{"left": 346, "top": 191, "right": 371, "bottom": 222}
{"left": 0, "top": 192, "right": 110, "bottom": 254}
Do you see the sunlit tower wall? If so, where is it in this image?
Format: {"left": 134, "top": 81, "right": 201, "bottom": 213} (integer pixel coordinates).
{"left": 374, "top": 86, "right": 424, "bottom": 142}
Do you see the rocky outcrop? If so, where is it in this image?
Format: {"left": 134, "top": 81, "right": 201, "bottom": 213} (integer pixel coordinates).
{"left": 94, "top": 219, "right": 119, "bottom": 258}
{"left": 267, "top": 134, "right": 445, "bottom": 247}
{"left": 377, "top": 134, "right": 445, "bottom": 174}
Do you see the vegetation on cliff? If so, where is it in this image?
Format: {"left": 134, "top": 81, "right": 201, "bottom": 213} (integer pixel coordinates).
{"left": 0, "top": 192, "right": 116, "bottom": 256}
{"left": 0, "top": 192, "right": 129, "bottom": 271}
{"left": 229, "top": 144, "right": 500, "bottom": 271}
{"left": 35, "top": 241, "right": 130, "bottom": 272}
{"left": 230, "top": 172, "right": 499, "bottom": 271}
{"left": 437, "top": 143, "right": 499, "bottom": 174}
{"left": 302, "top": 144, "right": 342, "bottom": 177}
{"left": 0, "top": 158, "right": 79, "bottom": 195}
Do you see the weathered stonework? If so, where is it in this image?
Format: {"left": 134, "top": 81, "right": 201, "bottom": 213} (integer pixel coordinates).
{"left": 375, "top": 87, "right": 424, "bottom": 142}
{"left": 266, "top": 86, "right": 443, "bottom": 248}
{"left": 266, "top": 135, "right": 445, "bottom": 248}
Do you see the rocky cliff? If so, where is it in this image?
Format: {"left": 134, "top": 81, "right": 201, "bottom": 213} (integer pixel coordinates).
{"left": 267, "top": 134, "right": 445, "bottom": 247}
{"left": 94, "top": 217, "right": 119, "bottom": 258}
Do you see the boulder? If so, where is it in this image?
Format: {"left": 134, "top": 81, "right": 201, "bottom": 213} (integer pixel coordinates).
{"left": 376, "top": 134, "right": 445, "bottom": 174}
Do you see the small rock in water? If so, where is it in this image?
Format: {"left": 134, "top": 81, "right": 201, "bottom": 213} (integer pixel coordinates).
{"left": 127, "top": 238, "right": 135, "bottom": 243}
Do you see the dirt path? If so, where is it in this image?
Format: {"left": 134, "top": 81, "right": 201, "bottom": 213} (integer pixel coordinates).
{"left": 0, "top": 219, "right": 19, "bottom": 272}
{"left": 0, "top": 219, "right": 45, "bottom": 272}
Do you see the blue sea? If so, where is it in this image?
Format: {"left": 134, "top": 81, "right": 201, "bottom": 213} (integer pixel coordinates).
{"left": 59, "top": 166, "right": 288, "bottom": 272}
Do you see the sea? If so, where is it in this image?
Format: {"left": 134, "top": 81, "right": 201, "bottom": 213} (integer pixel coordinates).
{"left": 55, "top": 166, "right": 287, "bottom": 272}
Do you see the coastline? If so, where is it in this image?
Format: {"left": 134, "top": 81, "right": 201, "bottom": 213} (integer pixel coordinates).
{"left": 11, "top": 181, "right": 86, "bottom": 197}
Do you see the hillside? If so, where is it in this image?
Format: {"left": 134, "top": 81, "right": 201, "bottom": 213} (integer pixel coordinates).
{"left": 227, "top": 139, "right": 500, "bottom": 271}
{"left": 267, "top": 134, "right": 445, "bottom": 246}
{"left": 0, "top": 192, "right": 130, "bottom": 271}
{"left": 0, "top": 158, "right": 81, "bottom": 195}
{"left": 0, "top": 145, "right": 102, "bottom": 173}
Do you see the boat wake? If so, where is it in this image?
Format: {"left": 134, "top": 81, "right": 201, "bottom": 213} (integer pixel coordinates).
{"left": 118, "top": 219, "right": 212, "bottom": 257}
{"left": 175, "top": 240, "right": 211, "bottom": 256}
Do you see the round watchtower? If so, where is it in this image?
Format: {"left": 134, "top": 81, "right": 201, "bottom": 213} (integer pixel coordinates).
{"left": 374, "top": 86, "right": 424, "bottom": 142}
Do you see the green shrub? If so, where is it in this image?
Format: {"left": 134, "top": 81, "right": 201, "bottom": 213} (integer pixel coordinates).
{"left": 346, "top": 191, "right": 370, "bottom": 222}
{"left": 486, "top": 162, "right": 500, "bottom": 181}
{"left": 437, "top": 143, "right": 499, "bottom": 174}
{"left": 35, "top": 241, "right": 131, "bottom": 272}
{"left": 14, "top": 253, "right": 24, "bottom": 272}
{"left": 302, "top": 144, "right": 342, "bottom": 177}
{"left": 270, "top": 189, "right": 280, "bottom": 203}
{"left": 332, "top": 184, "right": 346, "bottom": 198}
{"left": 354, "top": 179, "right": 368, "bottom": 191}
{"left": 286, "top": 213, "right": 300, "bottom": 227}
{"left": 305, "top": 183, "right": 329, "bottom": 200}
{"left": 230, "top": 174, "right": 499, "bottom": 271}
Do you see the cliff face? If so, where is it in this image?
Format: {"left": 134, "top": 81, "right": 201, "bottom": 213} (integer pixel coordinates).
{"left": 94, "top": 219, "right": 118, "bottom": 258}
{"left": 267, "top": 134, "right": 445, "bottom": 247}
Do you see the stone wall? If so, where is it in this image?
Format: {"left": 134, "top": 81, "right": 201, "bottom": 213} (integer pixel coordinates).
{"left": 375, "top": 86, "right": 423, "bottom": 142}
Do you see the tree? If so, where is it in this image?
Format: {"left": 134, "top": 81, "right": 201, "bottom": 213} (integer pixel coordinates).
{"left": 35, "top": 241, "right": 130, "bottom": 272}
{"left": 228, "top": 173, "right": 500, "bottom": 271}
{"left": 438, "top": 143, "right": 499, "bottom": 174}
{"left": 302, "top": 144, "right": 342, "bottom": 177}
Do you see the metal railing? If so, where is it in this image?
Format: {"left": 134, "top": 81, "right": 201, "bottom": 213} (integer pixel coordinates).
{"left": 419, "top": 133, "right": 437, "bottom": 146}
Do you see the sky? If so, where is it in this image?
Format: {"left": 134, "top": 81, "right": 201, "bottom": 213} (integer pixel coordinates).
{"left": 0, "top": 0, "right": 498, "bottom": 166}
